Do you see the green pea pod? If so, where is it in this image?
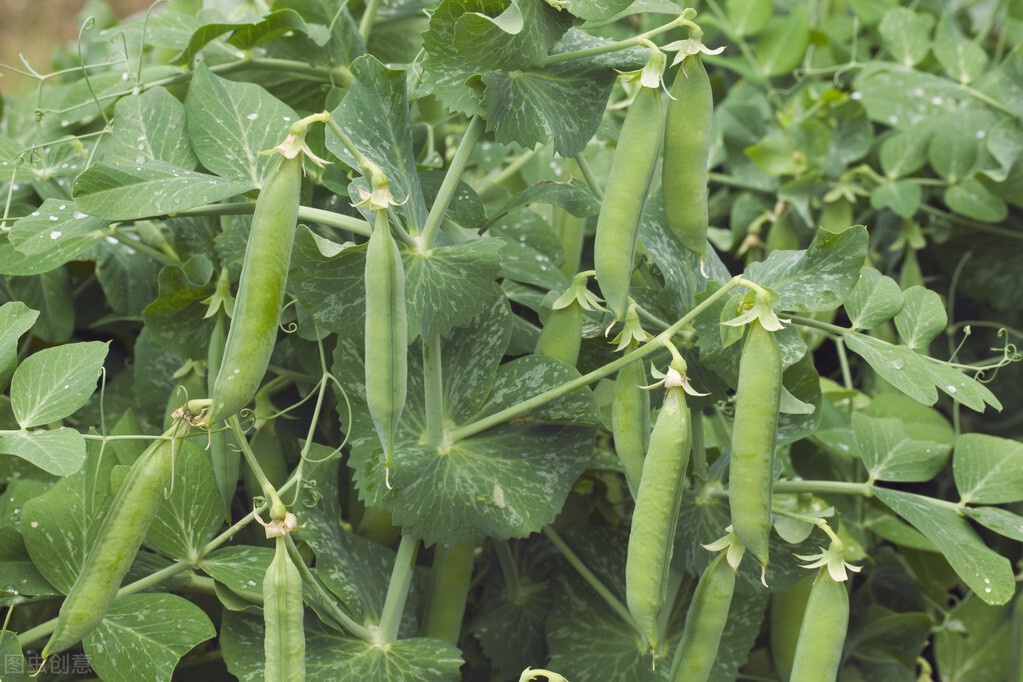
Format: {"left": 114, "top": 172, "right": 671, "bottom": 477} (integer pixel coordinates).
{"left": 789, "top": 568, "right": 849, "bottom": 682}
{"left": 42, "top": 422, "right": 185, "bottom": 657}
{"left": 662, "top": 54, "right": 713, "bottom": 258}
{"left": 594, "top": 85, "right": 663, "bottom": 321}
{"left": 729, "top": 318, "right": 780, "bottom": 568}
{"left": 210, "top": 154, "right": 302, "bottom": 424}
{"left": 264, "top": 536, "right": 305, "bottom": 682}
{"left": 669, "top": 550, "right": 736, "bottom": 682}
{"left": 626, "top": 384, "right": 690, "bottom": 654}
{"left": 364, "top": 215, "right": 408, "bottom": 467}
{"left": 612, "top": 353, "right": 650, "bottom": 498}
{"left": 535, "top": 299, "right": 583, "bottom": 367}
{"left": 770, "top": 572, "right": 814, "bottom": 681}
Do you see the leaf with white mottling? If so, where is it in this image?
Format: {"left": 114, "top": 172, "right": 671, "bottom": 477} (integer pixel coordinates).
{"left": 104, "top": 87, "right": 197, "bottom": 168}
{"left": 0, "top": 428, "right": 86, "bottom": 477}
{"left": 199, "top": 546, "right": 274, "bottom": 606}
{"left": 8, "top": 199, "right": 107, "bottom": 259}
{"left": 11, "top": 341, "right": 108, "bottom": 429}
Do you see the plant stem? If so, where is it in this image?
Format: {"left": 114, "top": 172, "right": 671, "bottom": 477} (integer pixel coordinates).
{"left": 543, "top": 526, "right": 638, "bottom": 631}
{"left": 420, "top": 541, "right": 476, "bottom": 644}
{"left": 450, "top": 275, "right": 744, "bottom": 441}
{"left": 284, "top": 534, "right": 374, "bottom": 641}
{"left": 378, "top": 534, "right": 419, "bottom": 644}
{"left": 175, "top": 203, "right": 372, "bottom": 237}
{"left": 546, "top": 14, "right": 694, "bottom": 65}
{"left": 772, "top": 480, "right": 873, "bottom": 497}
{"left": 421, "top": 116, "right": 484, "bottom": 250}
{"left": 573, "top": 151, "right": 604, "bottom": 201}
{"left": 423, "top": 334, "right": 445, "bottom": 447}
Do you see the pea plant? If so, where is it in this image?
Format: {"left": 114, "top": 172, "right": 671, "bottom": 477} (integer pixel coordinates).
{"left": 1, "top": 0, "right": 1022, "bottom": 680}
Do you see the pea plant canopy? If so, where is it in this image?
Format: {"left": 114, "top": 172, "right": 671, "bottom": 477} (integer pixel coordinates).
{"left": 1, "top": 0, "right": 1022, "bottom": 680}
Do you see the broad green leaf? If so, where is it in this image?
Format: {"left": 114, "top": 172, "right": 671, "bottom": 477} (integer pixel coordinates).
{"left": 744, "top": 226, "right": 868, "bottom": 313}
{"left": 852, "top": 412, "right": 950, "bottom": 483}
{"left": 0, "top": 631, "right": 33, "bottom": 681}
{"left": 870, "top": 179, "right": 922, "bottom": 217}
{"left": 199, "top": 546, "right": 274, "bottom": 607}
{"left": 171, "top": 9, "right": 329, "bottom": 65}
{"left": 0, "top": 428, "right": 86, "bottom": 477}
{"left": 878, "top": 7, "right": 934, "bottom": 67}
{"left": 754, "top": 6, "right": 810, "bottom": 77}
{"left": 288, "top": 227, "right": 366, "bottom": 334}
{"left": 489, "top": 210, "right": 568, "bottom": 291}
{"left": 726, "top": 0, "right": 772, "bottom": 37}
{"left": 327, "top": 55, "right": 427, "bottom": 232}
{"left": 944, "top": 178, "right": 1009, "bottom": 223}
{"left": 934, "top": 17, "right": 988, "bottom": 85}
{"left": 844, "top": 333, "right": 1001, "bottom": 412}
{"left": 141, "top": 255, "right": 216, "bottom": 361}
{"left": 0, "top": 234, "right": 97, "bottom": 276}
{"left": 849, "top": 0, "right": 896, "bottom": 24}
{"left": 94, "top": 229, "right": 163, "bottom": 317}
{"left": 567, "top": 0, "right": 638, "bottom": 22}
{"left": 964, "top": 506, "right": 1023, "bottom": 542}
{"left": 421, "top": 0, "right": 492, "bottom": 117}
{"left": 982, "top": 118, "right": 1023, "bottom": 182}
{"left": 73, "top": 161, "right": 253, "bottom": 220}
{"left": 0, "top": 526, "right": 59, "bottom": 597}
{"left": 404, "top": 239, "right": 504, "bottom": 338}
{"left": 822, "top": 100, "right": 874, "bottom": 177}
{"left": 84, "top": 593, "right": 215, "bottom": 682}
{"left": 11, "top": 341, "right": 108, "bottom": 429}
{"left": 481, "top": 59, "right": 617, "bottom": 156}
{"left": 864, "top": 508, "right": 936, "bottom": 552}
{"left": 140, "top": 439, "right": 221, "bottom": 561}
{"left": 879, "top": 126, "right": 933, "bottom": 178}
{"left": 745, "top": 132, "right": 805, "bottom": 176}
{"left": 0, "top": 301, "right": 38, "bottom": 391}
{"left": 9, "top": 269, "right": 74, "bottom": 344}
{"left": 8, "top": 199, "right": 107, "bottom": 259}
{"left": 185, "top": 62, "right": 298, "bottom": 186}
{"left": 864, "top": 393, "right": 955, "bottom": 445}
{"left": 929, "top": 109, "right": 999, "bottom": 182}
{"left": 953, "top": 433, "right": 1023, "bottom": 505}
{"left": 853, "top": 65, "right": 960, "bottom": 129}
{"left": 893, "top": 286, "right": 946, "bottom": 350}
{"left": 103, "top": 87, "right": 197, "bottom": 168}
{"left": 496, "top": 177, "right": 601, "bottom": 219}
{"left": 20, "top": 441, "right": 116, "bottom": 593}
{"left": 0, "top": 135, "right": 36, "bottom": 182}
{"left": 456, "top": 0, "right": 572, "bottom": 69}
{"left": 845, "top": 268, "right": 904, "bottom": 330}
{"left": 934, "top": 594, "right": 1012, "bottom": 682}
{"left": 872, "top": 488, "right": 1014, "bottom": 605}
{"left": 777, "top": 352, "right": 823, "bottom": 444}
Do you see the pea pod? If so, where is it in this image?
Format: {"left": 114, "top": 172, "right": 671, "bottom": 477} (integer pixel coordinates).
{"left": 364, "top": 213, "right": 407, "bottom": 468}
{"left": 264, "top": 536, "right": 305, "bottom": 682}
{"left": 669, "top": 550, "right": 736, "bottom": 682}
{"left": 789, "top": 568, "right": 849, "bottom": 682}
{"left": 594, "top": 85, "right": 663, "bottom": 321}
{"left": 662, "top": 53, "right": 713, "bottom": 258}
{"left": 612, "top": 352, "right": 649, "bottom": 498}
{"left": 626, "top": 382, "right": 690, "bottom": 654}
{"left": 770, "top": 573, "right": 814, "bottom": 680}
{"left": 535, "top": 298, "right": 583, "bottom": 367}
{"left": 210, "top": 153, "right": 302, "bottom": 424}
{"left": 42, "top": 422, "right": 186, "bottom": 657}
{"left": 729, "top": 318, "right": 780, "bottom": 568}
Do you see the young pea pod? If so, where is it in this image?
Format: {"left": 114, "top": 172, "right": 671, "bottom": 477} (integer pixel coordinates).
{"left": 669, "top": 550, "right": 736, "bottom": 682}
{"left": 612, "top": 352, "right": 649, "bottom": 498}
{"left": 594, "top": 85, "right": 663, "bottom": 321}
{"left": 769, "top": 572, "right": 814, "bottom": 680}
{"left": 662, "top": 53, "right": 713, "bottom": 258}
{"left": 264, "top": 536, "right": 306, "bottom": 682}
{"left": 789, "top": 568, "right": 849, "bottom": 682}
{"left": 729, "top": 318, "right": 780, "bottom": 568}
{"left": 42, "top": 422, "right": 186, "bottom": 657}
{"left": 626, "top": 380, "right": 690, "bottom": 654}
{"left": 364, "top": 213, "right": 407, "bottom": 469}
{"left": 534, "top": 298, "right": 582, "bottom": 367}
{"left": 210, "top": 153, "right": 302, "bottom": 424}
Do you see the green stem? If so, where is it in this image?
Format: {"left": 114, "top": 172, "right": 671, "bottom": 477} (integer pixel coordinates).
{"left": 420, "top": 541, "right": 476, "bottom": 644}
{"left": 106, "top": 231, "right": 178, "bottom": 266}
{"left": 284, "top": 534, "right": 374, "bottom": 641}
{"left": 450, "top": 276, "right": 744, "bottom": 441}
{"left": 690, "top": 406, "right": 708, "bottom": 482}
{"left": 546, "top": 14, "right": 694, "bottom": 65}
{"left": 494, "top": 540, "right": 523, "bottom": 601}
{"left": 174, "top": 203, "right": 372, "bottom": 237}
{"left": 771, "top": 480, "right": 873, "bottom": 498}
{"left": 543, "top": 526, "right": 638, "bottom": 631}
{"left": 423, "top": 334, "right": 445, "bottom": 447}
{"left": 787, "top": 314, "right": 850, "bottom": 336}
{"left": 378, "top": 534, "right": 420, "bottom": 644}
{"left": 207, "top": 307, "right": 236, "bottom": 521}
{"left": 573, "top": 151, "right": 604, "bottom": 201}
{"left": 229, "top": 415, "right": 273, "bottom": 496}
{"left": 359, "top": 0, "right": 383, "bottom": 42}
{"left": 421, "top": 116, "right": 484, "bottom": 249}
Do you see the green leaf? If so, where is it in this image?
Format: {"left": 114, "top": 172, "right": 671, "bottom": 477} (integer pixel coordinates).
{"left": 0, "top": 301, "right": 38, "bottom": 391}
{"left": 870, "top": 179, "right": 922, "bottom": 218}
{"left": 73, "top": 161, "right": 253, "bottom": 220}
{"left": 944, "top": 178, "right": 1009, "bottom": 223}
{"left": 864, "top": 392, "right": 955, "bottom": 445}
{"left": 934, "top": 594, "right": 1012, "bottom": 682}
{"left": 864, "top": 508, "right": 936, "bottom": 552}
{"left": 567, "top": 0, "right": 638, "bottom": 22}
{"left": 141, "top": 255, "right": 216, "bottom": 361}
{"left": 853, "top": 65, "right": 960, "bottom": 129}
{"left": 496, "top": 178, "right": 601, "bottom": 219}
{"left": 0, "top": 630, "right": 33, "bottom": 681}
{"left": 0, "top": 234, "right": 95, "bottom": 276}
{"left": 852, "top": 412, "right": 950, "bottom": 483}
{"left": 754, "top": 6, "right": 810, "bottom": 77}
{"left": 405, "top": 240, "right": 504, "bottom": 338}
{"left": 893, "top": 285, "right": 946, "bottom": 350}
{"left": 934, "top": 17, "right": 989, "bottom": 85}
{"left": 8, "top": 198, "right": 108, "bottom": 258}
{"left": 11, "top": 341, "right": 108, "bottom": 429}
{"left": 199, "top": 546, "right": 274, "bottom": 607}
{"left": 482, "top": 59, "right": 617, "bottom": 156}
{"left": 9, "top": 269, "right": 74, "bottom": 344}
{"left": 844, "top": 333, "right": 1001, "bottom": 412}
{"left": 0, "top": 526, "right": 60, "bottom": 597}
{"left": 421, "top": 0, "right": 491, "bottom": 117}
{"left": 185, "top": 62, "right": 298, "bottom": 187}
{"left": 953, "top": 433, "right": 1023, "bottom": 505}
{"left": 744, "top": 226, "right": 868, "bottom": 313}
{"left": 844, "top": 267, "right": 904, "bottom": 330}
{"left": 288, "top": 227, "right": 366, "bottom": 334}
{"left": 928, "top": 111, "right": 993, "bottom": 184}
{"left": 489, "top": 210, "right": 567, "bottom": 291}
{"left": 872, "top": 488, "right": 1014, "bottom": 605}
{"left": 726, "top": 0, "right": 772, "bottom": 37}
{"left": 0, "top": 428, "right": 86, "bottom": 477}
{"left": 140, "top": 440, "right": 221, "bottom": 561}
{"left": 454, "top": 0, "right": 569, "bottom": 70}
{"left": 963, "top": 506, "right": 1023, "bottom": 542}
{"left": 878, "top": 7, "right": 934, "bottom": 67}
{"left": 777, "top": 352, "right": 823, "bottom": 445}
{"left": 879, "top": 125, "right": 933, "bottom": 178}
{"left": 83, "top": 593, "right": 215, "bottom": 682}
{"left": 327, "top": 55, "right": 428, "bottom": 232}
{"left": 103, "top": 87, "right": 198, "bottom": 168}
